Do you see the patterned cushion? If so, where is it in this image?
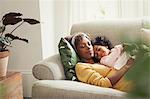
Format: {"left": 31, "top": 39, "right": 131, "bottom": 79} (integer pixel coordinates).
{"left": 58, "top": 38, "right": 78, "bottom": 81}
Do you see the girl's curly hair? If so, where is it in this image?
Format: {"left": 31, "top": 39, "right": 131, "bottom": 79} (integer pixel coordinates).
{"left": 92, "top": 36, "right": 113, "bottom": 50}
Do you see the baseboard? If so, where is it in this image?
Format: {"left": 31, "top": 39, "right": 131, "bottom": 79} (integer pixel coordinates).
{"left": 24, "top": 97, "right": 31, "bottom": 99}
{"left": 8, "top": 69, "right": 32, "bottom": 75}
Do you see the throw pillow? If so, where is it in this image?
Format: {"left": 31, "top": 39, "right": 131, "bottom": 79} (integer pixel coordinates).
{"left": 58, "top": 38, "right": 78, "bottom": 81}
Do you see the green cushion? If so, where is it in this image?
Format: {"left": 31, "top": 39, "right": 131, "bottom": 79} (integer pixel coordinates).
{"left": 58, "top": 38, "right": 78, "bottom": 81}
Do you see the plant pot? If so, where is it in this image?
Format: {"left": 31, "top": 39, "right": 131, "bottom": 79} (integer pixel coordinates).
{"left": 0, "top": 51, "right": 10, "bottom": 77}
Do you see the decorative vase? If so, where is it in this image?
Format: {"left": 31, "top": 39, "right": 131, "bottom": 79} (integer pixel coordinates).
{"left": 0, "top": 51, "right": 10, "bottom": 77}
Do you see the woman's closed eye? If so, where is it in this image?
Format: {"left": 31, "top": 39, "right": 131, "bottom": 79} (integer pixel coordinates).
{"left": 79, "top": 41, "right": 92, "bottom": 49}
{"left": 88, "top": 42, "right": 92, "bottom": 46}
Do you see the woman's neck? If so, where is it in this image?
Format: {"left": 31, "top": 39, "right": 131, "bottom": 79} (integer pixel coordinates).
{"left": 81, "top": 58, "right": 94, "bottom": 64}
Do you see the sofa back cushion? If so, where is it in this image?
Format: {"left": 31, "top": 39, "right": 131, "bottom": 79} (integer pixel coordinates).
{"left": 71, "top": 19, "right": 143, "bottom": 46}
{"left": 141, "top": 28, "right": 150, "bottom": 44}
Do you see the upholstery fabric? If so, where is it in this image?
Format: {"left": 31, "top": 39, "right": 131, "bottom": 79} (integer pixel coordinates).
{"left": 71, "top": 19, "right": 143, "bottom": 46}
{"left": 33, "top": 54, "right": 65, "bottom": 80}
{"left": 32, "top": 80, "right": 126, "bottom": 99}
{"left": 58, "top": 38, "right": 78, "bottom": 80}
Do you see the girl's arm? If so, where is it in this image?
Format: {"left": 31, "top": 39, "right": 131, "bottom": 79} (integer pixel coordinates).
{"left": 100, "top": 44, "right": 123, "bottom": 67}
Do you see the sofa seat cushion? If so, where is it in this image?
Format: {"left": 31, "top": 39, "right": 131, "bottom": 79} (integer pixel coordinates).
{"left": 32, "top": 80, "right": 126, "bottom": 99}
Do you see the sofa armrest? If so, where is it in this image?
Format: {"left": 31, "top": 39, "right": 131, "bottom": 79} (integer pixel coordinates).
{"left": 32, "top": 54, "right": 66, "bottom": 80}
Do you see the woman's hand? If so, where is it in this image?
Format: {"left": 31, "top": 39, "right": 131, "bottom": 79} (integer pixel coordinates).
{"left": 108, "top": 58, "right": 135, "bottom": 86}
{"left": 125, "top": 58, "right": 135, "bottom": 69}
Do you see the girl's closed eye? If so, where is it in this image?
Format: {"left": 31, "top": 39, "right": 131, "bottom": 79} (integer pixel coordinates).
{"left": 97, "top": 47, "right": 101, "bottom": 51}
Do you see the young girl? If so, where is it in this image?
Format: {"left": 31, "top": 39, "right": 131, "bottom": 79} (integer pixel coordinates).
{"left": 93, "top": 36, "right": 130, "bottom": 70}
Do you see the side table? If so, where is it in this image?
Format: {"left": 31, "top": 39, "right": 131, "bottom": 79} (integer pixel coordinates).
{"left": 0, "top": 72, "right": 23, "bottom": 99}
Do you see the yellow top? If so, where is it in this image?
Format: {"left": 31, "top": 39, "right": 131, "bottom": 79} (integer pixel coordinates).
{"left": 75, "top": 62, "right": 132, "bottom": 92}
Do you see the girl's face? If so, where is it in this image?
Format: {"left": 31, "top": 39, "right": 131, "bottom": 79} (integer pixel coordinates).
{"left": 94, "top": 45, "right": 110, "bottom": 59}
{"left": 76, "top": 37, "right": 94, "bottom": 60}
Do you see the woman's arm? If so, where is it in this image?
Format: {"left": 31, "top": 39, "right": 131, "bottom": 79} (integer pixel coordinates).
{"left": 75, "top": 63, "right": 112, "bottom": 88}
{"left": 108, "top": 58, "right": 134, "bottom": 86}
{"left": 75, "top": 59, "right": 134, "bottom": 88}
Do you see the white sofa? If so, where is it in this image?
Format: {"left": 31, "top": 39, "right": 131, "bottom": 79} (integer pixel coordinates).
{"left": 32, "top": 19, "right": 150, "bottom": 99}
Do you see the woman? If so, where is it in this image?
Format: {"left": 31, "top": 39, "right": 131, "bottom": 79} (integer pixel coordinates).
{"left": 71, "top": 32, "right": 134, "bottom": 92}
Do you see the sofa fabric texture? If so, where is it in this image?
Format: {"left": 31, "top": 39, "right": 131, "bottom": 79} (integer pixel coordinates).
{"left": 32, "top": 80, "right": 126, "bottom": 99}
{"left": 33, "top": 54, "right": 65, "bottom": 80}
{"left": 32, "top": 19, "right": 150, "bottom": 99}
{"left": 71, "top": 19, "right": 143, "bottom": 45}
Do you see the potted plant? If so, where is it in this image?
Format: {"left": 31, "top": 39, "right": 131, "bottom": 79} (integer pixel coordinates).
{"left": 124, "top": 42, "right": 150, "bottom": 99}
{"left": 0, "top": 12, "right": 40, "bottom": 77}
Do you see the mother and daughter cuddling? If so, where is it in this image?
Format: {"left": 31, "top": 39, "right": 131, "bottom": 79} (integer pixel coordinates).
{"left": 60, "top": 32, "right": 135, "bottom": 92}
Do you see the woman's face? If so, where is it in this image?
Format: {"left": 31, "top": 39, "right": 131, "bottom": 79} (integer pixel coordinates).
{"left": 76, "top": 37, "right": 94, "bottom": 60}
{"left": 94, "top": 45, "right": 110, "bottom": 59}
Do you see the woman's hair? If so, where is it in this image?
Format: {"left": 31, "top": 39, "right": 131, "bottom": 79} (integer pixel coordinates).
{"left": 92, "top": 36, "right": 113, "bottom": 50}
{"left": 71, "top": 32, "right": 91, "bottom": 51}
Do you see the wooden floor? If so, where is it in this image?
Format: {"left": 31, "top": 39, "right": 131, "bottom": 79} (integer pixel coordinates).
{"left": 24, "top": 97, "right": 31, "bottom": 99}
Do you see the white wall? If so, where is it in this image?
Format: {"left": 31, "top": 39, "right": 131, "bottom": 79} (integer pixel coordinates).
{"left": 39, "top": 0, "right": 56, "bottom": 59}
{"left": 0, "top": 6, "right": 1, "bottom": 17}
{"left": 40, "top": 0, "right": 70, "bottom": 58}
{"left": 0, "top": 0, "right": 42, "bottom": 97}
{"left": 53, "top": 0, "right": 70, "bottom": 53}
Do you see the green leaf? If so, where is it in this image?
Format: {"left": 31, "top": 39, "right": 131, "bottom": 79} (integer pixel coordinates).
{"left": 125, "top": 43, "right": 150, "bottom": 98}
{"left": 0, "top": 84, "right": 6, "bottom": 97}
